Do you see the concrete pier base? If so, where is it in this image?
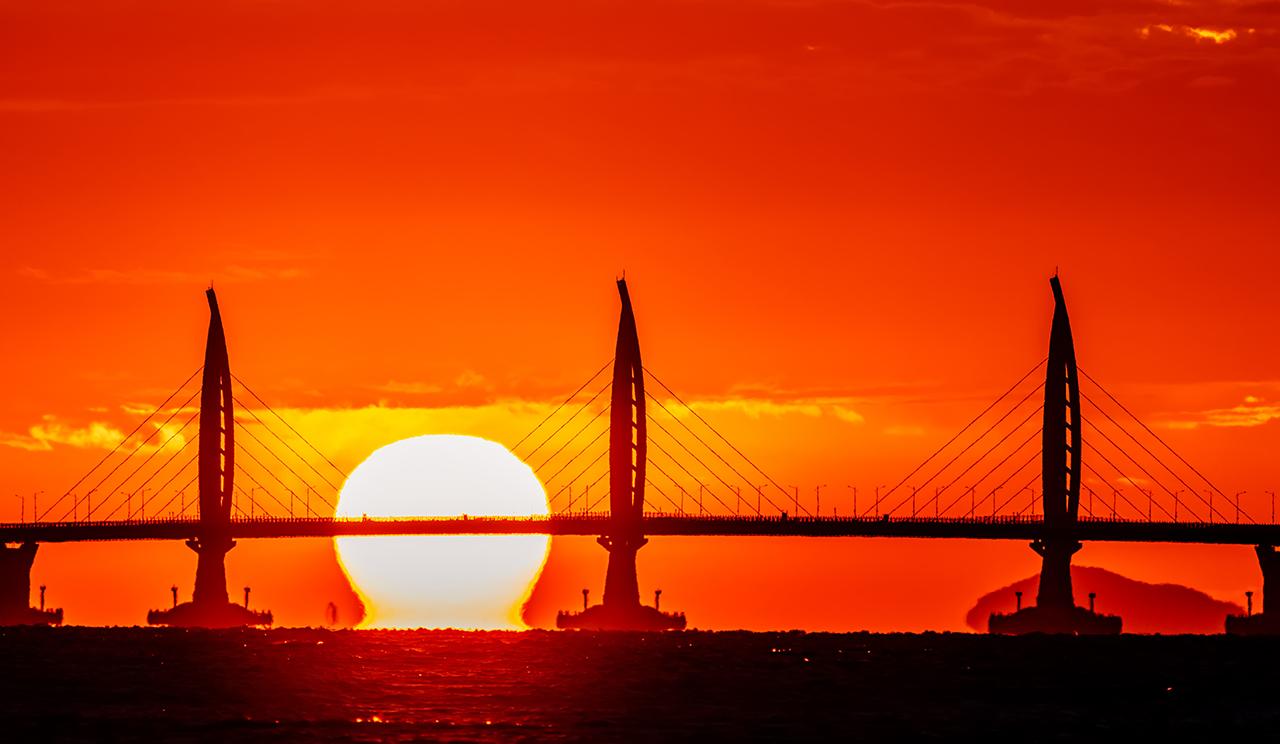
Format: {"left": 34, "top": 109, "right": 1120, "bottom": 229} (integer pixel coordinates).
{"left": 1226, "top": 545, "right": 1280, "bottom": 635}
{"left": 147, "top": 537, "right": 271, "bottom": 628}
{"left": 0, "top": 543, "right": 62, "bottom": 626}
{"left": 557, "top": 603, "right": 686, "bottom": 631}
{"left": 989, "top": 538, "right": 1121, "bottom": 635}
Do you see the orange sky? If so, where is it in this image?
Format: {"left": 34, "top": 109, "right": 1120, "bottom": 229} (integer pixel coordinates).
{"left": 1, "top": 0, "right": 1278, "bottom": 630}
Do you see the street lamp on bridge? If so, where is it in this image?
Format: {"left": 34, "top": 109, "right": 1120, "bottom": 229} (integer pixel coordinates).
{"left": 816, "top": 485, "right": 826, "bottom": 517}
{"left": 846, "top": 485, "right": 856, "bottom": 518}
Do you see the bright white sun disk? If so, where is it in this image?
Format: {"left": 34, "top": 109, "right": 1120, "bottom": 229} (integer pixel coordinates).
{"left": 334, "top": 435, "right": 550, "bottom": 629}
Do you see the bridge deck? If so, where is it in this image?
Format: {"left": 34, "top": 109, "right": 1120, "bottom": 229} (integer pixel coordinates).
{"left": 1, "top": 514, "right": 1278, "bottom": 545}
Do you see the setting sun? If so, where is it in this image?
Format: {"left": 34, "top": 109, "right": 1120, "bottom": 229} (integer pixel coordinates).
{"left": 334, "top": 435, "right": 550, "bottom": 629}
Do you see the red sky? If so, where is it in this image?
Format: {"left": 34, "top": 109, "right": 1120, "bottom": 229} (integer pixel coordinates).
{"left": 1, "top": 0, "right": 1278, "bottom": 630}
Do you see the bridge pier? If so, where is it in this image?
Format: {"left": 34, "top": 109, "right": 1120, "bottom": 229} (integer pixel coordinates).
{"left": 147, "top": 537, "right": 271, "bottom": 628}
{"left": 989, "top": 538, "right": 1121, "bottom": 635}
{"left": 1226, "top": 545, "right": 1280, "bottom": 634}
{"left": 0, "top": 543, "right": 62, "bottom": 626}
{"left": 558, "top": 534, "right": 685, "bottom": 631}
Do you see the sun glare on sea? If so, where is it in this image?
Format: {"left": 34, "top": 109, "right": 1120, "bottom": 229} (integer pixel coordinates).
{"left": 334, "top": 434, "right": 550, "bottom": 629}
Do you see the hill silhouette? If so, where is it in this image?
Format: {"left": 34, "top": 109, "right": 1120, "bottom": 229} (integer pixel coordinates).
{"left": 967, "top": 566, "right": 1243, "bottom": 634}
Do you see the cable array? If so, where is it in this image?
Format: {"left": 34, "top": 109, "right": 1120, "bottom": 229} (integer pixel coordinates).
{"left": 864, "top": 357, "right": 1255, "bottom": 525}
{"left": 510, "top": 361, "right": 803, "bottom": 517}
{"left": 36, "top": 370, "right": 346, "bottom": 524}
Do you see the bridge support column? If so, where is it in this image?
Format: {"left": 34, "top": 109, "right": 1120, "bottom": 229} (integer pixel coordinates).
{"left": 600, "top": 535, "right": 645, "bottom": 608}
{"left": 989, "top": 539, "right": 1121, "bottom": 634}
{"left": 558, "top": 534, "right": 685, "bottom": 630}
{"left": 0, "top": 543, "right": 62, "bottom": 626}
{"left": 190, "top": 537, "right": 233, "bottom": 606}
{"left": 1033, "top": 538, "right": 1080, "bottom": 612}
{"left": 1226, "top": 545, "right": 1280, "bottom": 634}
{"left": 148, "top": 538, "right": 272, "bottom": 628}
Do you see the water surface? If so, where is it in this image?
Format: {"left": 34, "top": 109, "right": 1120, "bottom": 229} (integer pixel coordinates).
{"left": 2, "top": 628, "right": 1276, "bottom": 741}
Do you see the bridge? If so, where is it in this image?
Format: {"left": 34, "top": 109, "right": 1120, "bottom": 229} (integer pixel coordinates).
{"left": 5, "top": 514, "right": 1280, "bottom": 545}
{"left": 2, "top": 277, "right": 1277, "bottom": 633}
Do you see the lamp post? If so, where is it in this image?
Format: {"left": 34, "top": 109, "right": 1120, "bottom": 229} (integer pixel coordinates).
{"left": 816, "top": 485, "right": 826, "bottom": 517}
{"left": 1269, "top": 491, "right": 1276, "bottom": 524}
{"left": 1235, "top": 491, "right": 1247, "bottom": 524}
{"left": 170, "top": 585, "right": 178, "bottom": 608}
{"left": 13, "top": 494, "right": 22, "bottom": 523}
{"left": 790, "top": 486, "right": 799, "bottom": 517}
{"left": 33, "top": 491, "right": 43, "bottom": 522}
{"left": 846, "top": 485, "right": 857, "bottom": 518}
{"left": 757, "top": 485, "right": 766, "bottom": 515}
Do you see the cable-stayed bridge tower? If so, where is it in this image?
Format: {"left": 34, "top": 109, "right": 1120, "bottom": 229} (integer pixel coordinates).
{"left": 988, "top": 277, "right": 1120, "bottom": 634}
{"left": 557, "top": 280, "right": 686, "bottom": 630}
{"left": 147, "top": 289, "right": 272, "bottom": 627}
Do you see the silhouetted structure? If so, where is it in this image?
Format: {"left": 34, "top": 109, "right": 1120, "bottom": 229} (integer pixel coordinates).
{"left": 989, "top": 277, "right": 1121, "bottom": 635}
{"left": 557, "top": 280, "right": 686, "bottom": 630}
{"left": 1226, "top": 545, "right": 1280, "bottom": 634}
{"left": 148, "top": 289, "right": 272, "bottom": 628}
{"left": 0, "top": 543, "right": 61, "bottom": 625}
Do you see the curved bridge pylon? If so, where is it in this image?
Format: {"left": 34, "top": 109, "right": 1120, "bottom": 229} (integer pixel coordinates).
{"left": 989, "top": 276, "right": 1121, "bottom": 635}
{"left": 557, "top": 279, "right": 687, "bottom": 630}
{"left": 147, "top": 289, "right": 272, "bottom": 628}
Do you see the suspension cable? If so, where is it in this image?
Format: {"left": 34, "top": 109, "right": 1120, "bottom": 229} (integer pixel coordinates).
{"left": 512, "top": 358, "right": 612, "bottom": 451}
{"left": 859, "top": 358, "right": 1047, "bottom": 518}
{"left": 38, "top": 366, "right": 202, "bottom": 521}
{"left": 231, "top": 373, "right": 347, "bottom": 478}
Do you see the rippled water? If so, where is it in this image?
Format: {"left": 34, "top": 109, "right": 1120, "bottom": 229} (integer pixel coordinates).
{"left": 2, "top": 628, "right": 1277, "bottom": 741}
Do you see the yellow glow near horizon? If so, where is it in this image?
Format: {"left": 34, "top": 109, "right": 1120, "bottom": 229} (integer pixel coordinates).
{"left": 334, "top": 434, "right": 550, "bottom": 629}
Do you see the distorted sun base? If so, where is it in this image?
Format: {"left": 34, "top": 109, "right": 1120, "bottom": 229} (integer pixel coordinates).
{"left": 334, "top": 434, "right": 550, "bottom": 629}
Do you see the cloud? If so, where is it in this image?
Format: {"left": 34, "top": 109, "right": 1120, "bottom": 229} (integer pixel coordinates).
{"left": 1139, "top": 23, "right": 1256, "bottom": 43}
{"left": 1163, "top": 395, "right": 1280, "bottom": 429}
{"left": 650, "top": 395, "right": 865, "bottom": 425}
{"left": 372, "top": 381, "right": 445, "bottom": 395}
{"left": 0, "top": 416, "right": 126, "bottom": 452}
{"left": 0, "top": 415, "right": 190, "bottom": 453}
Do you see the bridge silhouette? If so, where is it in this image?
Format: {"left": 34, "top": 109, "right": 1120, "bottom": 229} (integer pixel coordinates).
{"left": 1, "top": 278, "right": 1276, "bottom": 633}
